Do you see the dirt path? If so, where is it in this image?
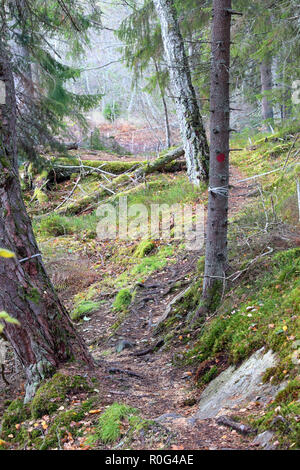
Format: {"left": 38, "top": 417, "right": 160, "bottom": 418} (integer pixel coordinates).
{"left": 76, "top": 166, "right": 258, "bottom": 450}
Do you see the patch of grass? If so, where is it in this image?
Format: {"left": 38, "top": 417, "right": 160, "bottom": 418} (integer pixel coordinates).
{"left": 125, "top": 174, "right": 205, "bottom": 208}
{"left": 38, "top": 214, "right": 72, "bottom": 237}
{"left": 97, "top": 403, "right": 138, "bottom": 443}
{"left": 113, "top": 288, "right": 132, "bottom": 312}
{"left": 34, "top": 211, "right": 99, "bottom": 239}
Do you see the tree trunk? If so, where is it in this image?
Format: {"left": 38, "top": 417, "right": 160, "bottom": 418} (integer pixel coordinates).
{"left": 0, "top": 45, "right": 94, "bottom": 402}
{"left": 152, "top": 0, "right": 209, "bottom": 185}
{"left": 201, "top": 0, "right": 232, "bottom": 311}
{"left": 153, "top": 60, "right": 171, "bottom": 148}
{"left": 260, "top": 57, "right": 274, "bottom": 126}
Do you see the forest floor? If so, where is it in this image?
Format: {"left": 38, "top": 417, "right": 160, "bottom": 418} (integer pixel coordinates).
{"left": 0, "top": 125, "right": 299, "bottom": 451}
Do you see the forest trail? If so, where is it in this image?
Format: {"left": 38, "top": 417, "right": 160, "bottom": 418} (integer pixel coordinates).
{"left": 75, "top": 164, "right": 259, "bottom": 450}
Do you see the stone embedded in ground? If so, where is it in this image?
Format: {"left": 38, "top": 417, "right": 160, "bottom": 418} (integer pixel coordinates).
{"left": 115, "top": 339, "right": 134, "bottom": 353}
{"left": 252, "top": 431, "right": 276, "bottom": 450}
{"left": 194, "top": 347, "right": 286, "bottom": 420}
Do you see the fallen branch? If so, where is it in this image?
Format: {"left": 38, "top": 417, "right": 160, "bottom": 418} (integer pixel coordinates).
{"left": 132, "top": 339, "right": 164, "bottom": 357}
{"left": 216, "top": 415, "right": 256, "bottom": 435}
{"left": 53, "top": 175, "right": 82, "bottom": 212}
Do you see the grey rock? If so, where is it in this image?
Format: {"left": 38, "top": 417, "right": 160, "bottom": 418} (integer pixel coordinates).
{"left": 194, "top": 348, "right": 286, "bottom": 420}
{"left": 154, "top": 413, "right": 183, "bottom": 423}
{"left": 253, "top": 431, "right": 276, "bottom": 450}
{"left": 115, "top": 339, "right": 134, "bottom": 353}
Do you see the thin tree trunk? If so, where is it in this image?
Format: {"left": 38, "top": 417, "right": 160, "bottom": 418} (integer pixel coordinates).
{"left": 153, "top": 0, "right": 209, "bottom": 185}
{"left": 200, "top": 0, "right": 232, "bottom": 312}
{"left": 153, "top": 60, "right": 171, "bottom": 148}
{"left": 260, "top": 57, "right": 274, "bottom": 126}
{"left": 0, "top": 45, "right": 94, "bottom": 402}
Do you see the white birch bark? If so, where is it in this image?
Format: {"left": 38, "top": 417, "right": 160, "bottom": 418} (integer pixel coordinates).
{"left": 153, "top": 0, "right": 209, "bottom": 184}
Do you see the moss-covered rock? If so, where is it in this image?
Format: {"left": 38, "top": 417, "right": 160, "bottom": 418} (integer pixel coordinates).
{"left": 40, "top": 407, "right": 88, "bottom": 450}
{"left": 31, "top": 372, "right": 92, "bottom": 419}
{"left": 134, "top": 240, "right": 156, "bottom": 258}
{"left": 1, "top": 399, "right": 30, "bottom": 439}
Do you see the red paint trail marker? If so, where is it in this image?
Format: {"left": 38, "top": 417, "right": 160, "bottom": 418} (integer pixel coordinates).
{"left": 216, "top": 153, "right": 226, "bottom": 163}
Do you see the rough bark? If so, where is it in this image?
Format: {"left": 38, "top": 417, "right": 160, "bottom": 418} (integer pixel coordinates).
{"left": 201, "top": 0, "right": 232, "bottom": 309}
{"left": 0, "top": 44, "right": 94, "bottom": 402}
{"left": 153, "top": 0, "right": 209, "bottom": 184}
{"left": 260, "top": 57, "right": 274, "bottom": 126}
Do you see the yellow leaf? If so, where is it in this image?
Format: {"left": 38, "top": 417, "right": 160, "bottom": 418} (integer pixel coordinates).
{"left": 283, "top": 325, "right": 288, "bottom": 332}
{"left": 0, "top": 249, "right": 15, "bottom": 258}
{"left": 88, "top": 409, "right": 102, "bottom": 415}
{"left": 0, "top": 439, "right": 8, "bottom": 446}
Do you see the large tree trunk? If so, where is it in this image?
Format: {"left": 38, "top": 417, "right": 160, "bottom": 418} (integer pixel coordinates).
{"left": 260, "top": 57, "right": 274, "bottom": 126}
{"left": 0, "top": 45, "right": 94, "bottom": 402}
{"left": 153, "top": 0, "right": 209, "bottom": 185}
{"left": 201, "top": 0, "right": 232, "bottom": 311}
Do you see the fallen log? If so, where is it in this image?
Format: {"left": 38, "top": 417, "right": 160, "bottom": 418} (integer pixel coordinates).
{"left": 134, "top": 146, "right": 184, "bottom": 178}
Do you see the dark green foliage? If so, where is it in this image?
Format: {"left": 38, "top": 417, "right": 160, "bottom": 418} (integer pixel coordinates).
{"left": 3, "top": 0, "right": 103, "bottom": 164}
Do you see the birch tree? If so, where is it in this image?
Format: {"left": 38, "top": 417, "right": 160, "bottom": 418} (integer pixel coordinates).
{"left": 152, "top": 0, "right": 209, "bottom": 184}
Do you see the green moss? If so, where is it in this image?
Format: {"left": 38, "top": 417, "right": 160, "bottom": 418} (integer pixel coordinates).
{"left": 201, "top": 365, "right": 219, "bottom": 384}
{"left": 33, "top": 187, "right": 48, "bottom": 204}
{"left": 39, "top": 214, "right": 72, "bottom": 236}
{"left": 113, "top": 288, "right": 132, "bottom": 312}
{"left": 71, "top": 300, "right": 101, "bottom": 321}
{"left": 250, "top": 379, "right": 300, "bottom": 449}
{"left": 31, "top": 373, "right": 91, "bottom": 419}
{"left": 25, "top": 287, "right": 41, "bottom": 304}
{"left": 183, "top": 248, "right": 300, "bottom": 374}
{"left": 134, "top": 240, "right": 156, "bottom": 258}
{"left": 40, "top": 408, "right": 87, "bottom": 450}
{"left": 274, "top": 379, "right": 300, "bottom": 404}
{"left": 1, "top": 399, "right": 30, "bottom": 439}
